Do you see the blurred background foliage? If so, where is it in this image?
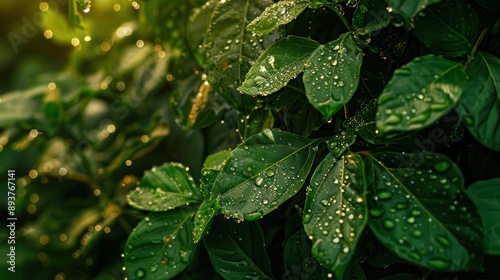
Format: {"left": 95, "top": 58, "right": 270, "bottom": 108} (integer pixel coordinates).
{"left": 0, "top": 0, "right": 239, "bottom": 278}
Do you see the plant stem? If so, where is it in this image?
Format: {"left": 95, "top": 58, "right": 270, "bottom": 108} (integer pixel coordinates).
{"left": 465, "top": 27, "right": 489, "bottom": 68}
{"left": 323, "top": 3, "right": 352, "bottom": 32}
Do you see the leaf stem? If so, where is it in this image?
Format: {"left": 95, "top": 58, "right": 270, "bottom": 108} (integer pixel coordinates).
{"left": 465, "top": 27, "right": 489, "bottom": 68}
{"left": 322, "top": 3, "right": 352, "bottom": 32}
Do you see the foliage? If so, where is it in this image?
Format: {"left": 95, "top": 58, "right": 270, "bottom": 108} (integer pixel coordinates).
{"left": 1, "top": 0, "right": 500, "bottom": 279}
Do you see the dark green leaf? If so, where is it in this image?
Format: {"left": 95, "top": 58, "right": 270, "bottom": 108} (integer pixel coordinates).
{"left": 365, "top": 151, "right": 483, "bottom": 271}
{"left": 304, "top": 32, "right": 363, "bottom": 120}
{"left": 124, "top": 209, "right": 197, "bottom": 280}
{"left": 385, "top": 0, "right": 441, "bottom": 23}
{"left": 413, "top": 0, "right": 478, "bottom": 57}
{"left": 205, "top": 0, "right": 275, "bottom": 108}
{"left": 237, "top": 106, "right": 274, "bottom": 141}
{"left": 376, "top": 55, "right": 466, "bottom": 134}
{"left": 201, "top": 149, "right": 232, "bottom": 198}
{"left": 204, "top": 218, "right": 273, "bottom": 279}
{"left": 327, "top": 129, "right": 356, "bottom": 158}
{"left": 455, "top": 52, "right": 500, "bottom": 151}
{"left": 239, "top": 35, "right": 320, "bottom": 96}
{"left": 284, "top": 223, "right": 332, "bottom": 279}
{"left": 353, "top": 0, "right": 391, "bottom": 35}
{"left": 211, "top": 129, "right": 323, "bottom": 221}
{"left": 193, "top": 200, "right": 217, "bottom": 243}
{"left": 127, "top": 163, "right": 203, "bottom": 212}
{"left": 247, "top": 0, "right": 312, "bottom": 35}
{"left": 284, "top": 98, "right": 326, "bottom": 137}
{"left": 466, "top": 178, "right": 500, "bottom": 255}
{"left": 303, "top": 152, "right": 367, "bottom": 279}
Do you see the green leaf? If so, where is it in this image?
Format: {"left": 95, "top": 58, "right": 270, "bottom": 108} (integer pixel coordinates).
{"left": 68, "top": 0, "right": 84, "bottom": 28}
{"left": 413, "top": 0, "right": 478, "bottom": 57}
{"left": 247, "top": 0, "right": 312, "bottom": 35}
{"left": 211, "top": 129, "right": 323, "bottom": 221}
{"left": 455, "top": 52, "right": 500, "bottom": 152}
{"left": 365, "top": 151, "right": 483, "bottom": 271}
{"left": 385, "top": 0, "right": 441, "bottom": 23}
{"left": 0, "top": 86, "right": 46, "bottom": 128}
{"left": 204, "top": 217, "right": 273, "bottom": 279}
{"left": 283, "top": 219, "right": 332, "bottom": 279}
{"left": 192, "top": 200, "right": 217, "bottom": 243}
{"left": 127, "top": 163, "right": 203, "bottom": 212}
{"left": 238, "top": 35, "right": 320, "bottom": 96}
{"left": 344, "top": 99, "right": 412, "bottom": 144}
{"left": 205, "top": 0, "right": 274, "bottom": 108}
{"left": 124, "top": 209, "right": 197, "bottom": 280}
{"left": 284, "top": 98, "right": 326, "bottom": 137}
{"left": 203, "top": 149, "right": 232, "bottom": 171}
{"left": 303, "top": 32, "right": 363, "bottom": 120}
{"left": 353, "top": 0, "right": 391, "bottom": 35}
{"left": 303, "top": 152, "right": 367, "bottom": 280}
{"left": 466, "top": 178, "right": 500, "bottom": 255}
{"left": 327, "top": 129, "right": 356, "bottom": 158}
{"left": 237, "top": 107, "right": 274, "bottom": 141}
{"left": 376, "top": 55, "right": 467, "bottom": 134}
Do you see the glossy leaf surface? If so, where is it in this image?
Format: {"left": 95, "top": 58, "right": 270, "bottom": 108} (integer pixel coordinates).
{"left": 192, "top": 200, "right": 217, "bottom": 243}
{"left": 352, "top": 0, "right": 391, "bottom": 35}
{"left": 327, "top": 129, "right": 356, "bottom": 158}
{"left": 386, "top": 0, "right": 441, "bottom": 23}
{"left": 376, "top": 55, "right": 466, "bottom": 134}
{"left": 211, "top": 129, "right": 323, "bottom": 221}
{"left": 247, "top": 0, "right": 312, "bottom": 35}
{"left": 466, "top": 178, "right": 500, "bottom": 255}
{"left": 127, "top": 163, "right": 203, "bottom": 212}
{"left": 124, "top": 209, "right": 197, "bottom": 279}
{"left": 304, "top": 33, "right": 363, "bottom": 120}
{"left": 204, "top": 218, "right": 273, "bottom": 279}
{"left": 239, "top": 35, "right": 320, "bottom": 96}
{"left": 366, "top": 152, "right": 483, "bottom": 271}
{"left": 455, "top": 52, "right": 500, "bottom": 152}
{"left": 303, "top": 152, "right": 367, "bottom": 279}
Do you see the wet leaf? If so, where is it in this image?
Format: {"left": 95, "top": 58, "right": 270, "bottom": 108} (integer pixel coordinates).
{"left": 239, "top": 35, "right": 320, "bottom": 96}
{"left": 200, "top": 150, "right": 232, "bottom": 199}
{"left": 204, "top": 217, "right": 273, "bottom": 279}
{"left": 466, "top": 178, "right": 500, "bottom": 255}
{"left": 127, "top": 163, "right": 203, "bottom": 212}
{"left": 237, "top": 107, "right": 274, "bottom": 141}
{"left": 352, "top": 0, "right": 391, "bottom": 35}
{"left": 455, "top": 52, "right": 500, "bottom": 152}
{"left": 385, "top": 0, "right": 441, "bottom": 23}
{"left": 303, "top": 32, "right": 363, "bottom": 120}
{"left": 124, "top": 209, "right": 197, "bottom": 280}
{"left": 413, "top": 0, "right": 478, "bottom": 57}
{"left": 327, "top": 130, "right": 356, "bottom": 158}
{"left": 303, "top": 152, "right": 367, "bottom": 280}
{"left": 205, "top": 0, "right": 275, "bottom": 108}
{"left": 192, "top": 200, "right": 217, "bottom": 243}
{"left": 365, "top": 151, "right": 483, "bottom": 271}
{"left": 211, "top": 129, "right": 324, "bottom": 221}
{"left": 247, "top": 0, "right": 312, "bottom": 35}
{"left": 376, "top": 55, "right": 466, "bottom": 134}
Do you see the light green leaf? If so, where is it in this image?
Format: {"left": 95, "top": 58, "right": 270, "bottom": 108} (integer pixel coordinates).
{"left": 385, "top": 0, "right": 441, "bottom": 23}
{"left": 413, "top": 0, "right": 478, "bottom": 57}
{"left": 0, "top": 86, "right": 46, "bottom": 128}
{"left": 455, "top": 52, "right": 500, "bottom": 152}
{"left": 327, "top": 129, "right": 356, "bottom": 158}
{"left": 124, "top": 209, "right": 197, "bottom": 280}
{"left": 365, "top": 151, "right": 483, "bottom": 271}
{"left": 303, "top": 33, "right": 363, "bottom": 120}
{"left": 211, "top": 129, "right": 323, "bottom": 221}
{"left": 192, "top": 200, "right": 217, "bottom": 243}
{"left": 303, "top": 152, "right": 367, "bottom": 280}
{"left": 247, "top": 0, "right": 312, "bottom": 35}
{"left": 376, "top": 55, "right": 466, "bottom": 134}
{"left": 353, "top": 0, "right": 391, "bottom": 35}
{"left": 205, "top": 0, "right": 275, "bottom": 108}
{"left": 466, "top": 178, "right": 500, "bottom": 255}
{"left": 204, "top": 218, "right": 273, "bottom": 279}
{"left": 68, "top": 0, "right": 84, "bottom": 28}
{"left": 239, "top": 35, "right": 320, "bottom": 96}
{"left": 127, "top": 163, "right": 203, "bottom": 212}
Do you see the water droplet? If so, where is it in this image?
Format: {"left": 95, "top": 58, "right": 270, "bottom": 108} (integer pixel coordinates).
{"left": 434, "top": 161, "right": 450, "bottom": 172}
{"left": 395, "top": 201, "right": 409, "bottom": 209}
{"left": 179, "top": 251, "right": 190, "bottom": 263}
{"left": 150, "top": 265, "right": 158, "bottom": 272}
{"left": 255, "top": 177, "right": 263, "bottom": 187}
{"left": 436, "top": 235, "right": 450, "bottom": 246}
{"left": 266, "top": 169, "right": 275, "bottom": 177}
{"left": 369, "top": 207, "right": 385, "bottom": 217}
{"left": 412, "top": 230, "right": 422, "bottom": 237}
{"left": 383, "top": 219, "right": 395, "bottom": 230}
{"left": 377, "top": 189, "right": 392, "bottom": 200}
{"left": 320, "top": 199, "right": 329, "bottom": 207}
{"left": 135, "top": 268, "right": 146, "bottom": 278}
{"left": 427, "top": 258, "right": 451, "bottom": 269}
